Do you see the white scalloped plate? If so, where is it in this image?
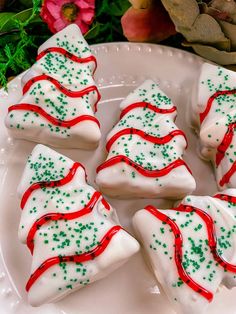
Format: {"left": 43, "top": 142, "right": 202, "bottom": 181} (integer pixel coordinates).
{"left": 0, "top": 43, "right": 235, "bottom": 314}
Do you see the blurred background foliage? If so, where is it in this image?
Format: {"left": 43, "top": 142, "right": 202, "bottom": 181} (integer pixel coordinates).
{"left": 0, "top": 0, "right": 131, "bottom": 86}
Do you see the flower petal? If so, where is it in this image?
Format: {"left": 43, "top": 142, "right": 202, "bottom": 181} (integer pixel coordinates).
{"left": 75, "top": 0, "right": 95, "bottom": 9}
{"left": 121, "top": 3, "right": 176, "bottom": 42}
{"left": 46, "top": 2, "right": 61, "bottom": 19}
{"left": 79, "top": 22, "right": 89, "bottom": 34}
{"left": 53, "top": 18, "right": 68, "bottom": 32}
{"left": 73, "top": 17, "right": 89, "bottom": 34}
{"left": 51, "top": 0, "right": 69, "bottom": 7}
{"left": 79, "top": 8, "right": 95, "bottom": 24}
{"left": 41, "top": 0, "right": 95, "bottom": 33}
{"left": 40, "top": 1, "right": 57, "bottom": 33}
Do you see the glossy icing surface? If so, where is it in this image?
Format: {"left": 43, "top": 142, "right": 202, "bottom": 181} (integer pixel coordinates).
{"left": 192, "top": 63, "right": 236, "bottom": 189}
{"left": 133, "top": 189, "right": 236, "bottom": 314}
{"left": 18, "top": 144, "right": 139, "bottom": 306}
{"left": 96, "top": 80, "right": 196, "bottom": 199}
{"left": 5, "top": 24, "right": 101, "bottom": 149}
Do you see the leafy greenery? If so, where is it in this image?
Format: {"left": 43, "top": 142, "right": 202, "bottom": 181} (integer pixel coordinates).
{"left": 86, "top": 0, "right": 130, "bottom": 44}
{"left": 0, "top": 0, "right": 47, "bottom": 87}
{"left": 0, "top": 0, "right": 130, "bottom": 87}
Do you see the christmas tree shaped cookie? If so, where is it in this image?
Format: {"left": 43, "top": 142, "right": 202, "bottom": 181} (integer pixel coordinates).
{"left": 96, "top": 80, "right": 196, "bottom": 199}
{"left": 18, "top": 144, "right": 139, "bottom": 306}
{"left": 133, "top": 189, "right": 236, "bottom": 314}
{"left": 5, "top": 24, "right": 101, "bottom": 149}
{"left": 192, "top": 63, "right": 236, "bottom": 189}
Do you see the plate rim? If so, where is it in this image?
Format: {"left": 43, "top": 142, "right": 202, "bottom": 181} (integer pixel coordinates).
{"left": 0, "top": 41, "right": 223, "bottom": 314}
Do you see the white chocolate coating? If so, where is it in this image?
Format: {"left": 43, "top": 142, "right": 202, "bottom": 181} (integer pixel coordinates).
{"left": 18, "top": 144, "right": 139, "bottom": 306}
{"left": 5, "top": 24, "right": 101, "bottom": 149}
{"left": 192, "top": 63, "right": 236, "bottom": 189}
{"left": 96, "top": 80, "right": 196, "bottom": 199}
{"left": 133, "top": 189, "right": 236, "bottom": 314}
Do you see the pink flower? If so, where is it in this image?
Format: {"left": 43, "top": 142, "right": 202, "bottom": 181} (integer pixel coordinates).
{"left": 40, "top": 0, "right": 95, "bottom": 34}
{"left": 121, "top": 0, "right": 176, "bottom": 42}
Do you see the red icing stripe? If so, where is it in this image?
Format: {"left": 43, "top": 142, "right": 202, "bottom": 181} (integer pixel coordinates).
{"left": 214, "top": 193, "right": 236, "bottom": 204}
{"left": 200, "top": 89, "right": 236, "bottom": 123}
{"left": 200, "top": 89, "right": 236, "bottom": 186}
{"left": 145, "top": 205, "right": 213, "bottom": 301}
{"left": 146, "top": 201, "right": 236, "bottom": 301}
{"left": 8, "top": 104, "right": 100, "bottom": 128}
{"left": 25, "top": 225, "right": 122, "bottom": 292}
{"left": 176, "top": 204, "right": 236, "bottom": 273}
{"left": 27, "top": 191, "right": 111, "bottom": 254}
{"left": 106, "top": 129, "right": 187, "bottom": 152}
{"left": 21, "top": 162, "right": 84, "bottom": 209}
{"left": 219, "top": 161, "right": 236, "bottom": 187}
{"left": 22, "top": 74, "right": 101, "bottom": 112}
{"left": 96, "top": 156, "right": 192, "bottom": 177}
{"left": 120, "top": 102, "right": 176, "bottom": 119}
{"left": 101, "top": 197, "right": 111, "bottom": 210}
{"left": 216, "top": 123, "right": 236, "bottom": 166}
{"left": 36, "top": 47, "right": 97, "bottom": 73}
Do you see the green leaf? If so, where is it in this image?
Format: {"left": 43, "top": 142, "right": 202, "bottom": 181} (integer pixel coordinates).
{"left": 0, "top": 8, "right": 33, "bottom": 32}
{"left": 107, "top": 1, "right": 130, "bottom": 16}
{"left": 0, "top": 32, "right": 21, "bottom": 47}
{"left": 85, "top": 23, "right": 101, "bottom": 40}
{"left": 96, "top": 0, "right": 109, "bottom": 17}
{"left": 0, "top": 13, "right": 15, "bottom": 31}
{"left": 20, "top": 0, "right": 33, "bottom": 7}
{"left": 28, "top": 15, "right": 42, "bottom": 24}
{"left": 4, "top": 44, "right": 12, "bottom": 59}
{"left": 0, "top": 0, "right": 43, "bottom": 88}
{"left": 0, "top": 49, "right": 6, "bottom": 63}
